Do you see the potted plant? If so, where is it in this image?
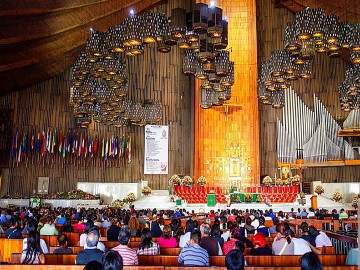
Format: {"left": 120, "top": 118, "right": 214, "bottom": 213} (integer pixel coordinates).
{"left": 331, "top": 191, "right": 343, "bottom": 202}
{"left": 315, "top": 185, "right": 324, "bottom": 195}
{"left": 262, "top": 176, "right": 272, "bottom": 186}
{"left": 197, "top": 176, "right": 207, "bottom": 186}
{"left": 141, "top": 186, "right": 152, "bottom": 196}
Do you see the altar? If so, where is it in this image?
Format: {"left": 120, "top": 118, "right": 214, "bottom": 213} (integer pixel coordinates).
{"left": 230, "top": 192, "right": 260, "bottom": 203}
{"left": 0, "top": 199, "right": 29, "bottom": 208}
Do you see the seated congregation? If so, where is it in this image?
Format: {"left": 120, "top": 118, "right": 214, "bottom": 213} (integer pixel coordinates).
{"left": 0, "top": 206, "right": 358, "bottom": 269}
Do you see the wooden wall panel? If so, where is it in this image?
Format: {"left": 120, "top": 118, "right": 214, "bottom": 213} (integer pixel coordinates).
{"left": 257, "top": 0, "right": 360, "bottom": 182}
{"left": 0, "top": 0, "right": 194, "bottom": 196}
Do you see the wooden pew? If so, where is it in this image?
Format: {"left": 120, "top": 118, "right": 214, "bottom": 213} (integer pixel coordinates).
{"left": 0, "top": 266, "right": 165, "bottom": 270}
{"left": 49, "top": 246, "right": 83, "bottom": 254}
{"left": 40, "top": 232, "right": 80, "bottom": 248}
{"left": 0, "top": 238, "right": 23, "bottom": 263}
{"left": 11, "top": 253, "right": 347, "bottom": 267}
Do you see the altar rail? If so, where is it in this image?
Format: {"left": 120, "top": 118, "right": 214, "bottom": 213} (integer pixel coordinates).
{"left": 326, "top": 231, "right": 357, "bottom": 255}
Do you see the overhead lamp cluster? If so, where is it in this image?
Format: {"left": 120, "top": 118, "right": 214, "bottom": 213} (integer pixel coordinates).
{"left": 257, "top": 8, "right": 360, "bottom": 109}
{"left": 338, "top": 65, "right": 360, "bottom": 111}
{"left": 70, "top": 2, "right": 234, "bottom": 128}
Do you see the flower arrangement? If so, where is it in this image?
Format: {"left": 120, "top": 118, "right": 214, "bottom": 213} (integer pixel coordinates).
{"left": 291, "top": 175, "right": 301, "bottom": 185}
{"left": 283, "top": 179, "right": 290, "bottom": 185}
{"left": 315, "top": 185, "right": 324, "bottom": 195}
{"left": 275, "top": 178, "right": 283, "bottom": 186}
{"left": 244, "top": 193, "right": 253, "bottom": 203}
{"left": 331, "top": 191, "right": 343, "bottom": 202}
{"left": 182, "top": 175, "right": 193, "bottom": 186}
{"left": 197, "top": 176, "right": 207, "bottom": 186}
{"left": 262, "top": 176, "right": 272, "bottom": 185}
{"left": 299, "top": 191, "right": 305, "bottom": 199}
{"left": 1, "top": 194, "right": 28, "bottom": 199}
{"left": 141, "top": 186, "right": 152, "bottom": 195}
{"left": 109, "top": 199, "right": 125, "bottom": 208}
{"left": 125, "top": 192, "right": 137, "bottom": 204}
{"left": 170, "top": 174, "right": 181, "bottom": 185}
{"left": 352, "top": 194, "right": 360, "bottom": 209}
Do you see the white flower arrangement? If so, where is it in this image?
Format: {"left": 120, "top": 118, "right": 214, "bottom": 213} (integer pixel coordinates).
{"left": 125, "top": 192, "right": 137, "bottom": 203}
{"left": 170, "top": 174, "right": 181, "bottom": 185}
{"left": 291, "top": 175, "right": 301, "bottom": 184}
{"left": 141, "top": 186, "right": 152, "bottom": 194}
{"left": 109, "top": 199, "right": 125, "bottom": 208}
{"left": 262, "top": 176, "right": 272, "bottom": 185}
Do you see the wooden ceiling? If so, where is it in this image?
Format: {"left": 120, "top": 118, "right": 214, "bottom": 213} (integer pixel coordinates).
{"left": 0, "top": 0, "right": 166, "bottom": 95}
{"left": 0, "top": 0, "right": 358, "bottom": 95}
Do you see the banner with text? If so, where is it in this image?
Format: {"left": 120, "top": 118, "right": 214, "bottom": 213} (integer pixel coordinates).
{"left": 144, "top": 125, "right": 169, "bottom": 174}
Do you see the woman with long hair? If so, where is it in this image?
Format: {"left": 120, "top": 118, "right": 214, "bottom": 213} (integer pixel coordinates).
{"left": 272, "top": 223, "right": 294, "bottom": 255}
{"left": 137, "top": 228, "right": 159, "bottom": 255}
{"left": 21, "top": 231, "right": 45, "bottom": 264}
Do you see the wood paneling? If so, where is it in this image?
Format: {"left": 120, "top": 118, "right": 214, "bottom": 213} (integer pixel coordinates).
{"left": 0, "top": 1, "right": 194, "bottom": 196}
{"left": 257, "top": 0, "right": 360, "bottom": 183}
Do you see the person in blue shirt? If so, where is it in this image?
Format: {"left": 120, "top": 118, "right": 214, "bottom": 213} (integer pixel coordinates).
{"left": 178, "top": 230, "right": 209, "bottom": 266}
{"left": 5, "top": 217, "right": 23, "bottom": 239}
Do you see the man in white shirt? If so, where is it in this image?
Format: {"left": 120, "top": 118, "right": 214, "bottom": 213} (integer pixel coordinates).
{"left": 292, "top": 238, "right": 312, "bottom": 255}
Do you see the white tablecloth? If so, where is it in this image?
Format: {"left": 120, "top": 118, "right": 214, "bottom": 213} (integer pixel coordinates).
{"left": 42, "top": 199, "right": 100, "bottom": 209}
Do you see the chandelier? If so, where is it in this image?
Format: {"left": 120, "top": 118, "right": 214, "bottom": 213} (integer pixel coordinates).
{"left": 70, "top": 2, "right": 233, "bottom": 127}
{"left": 257, "top": 7, "right": 360, "bottom": 109}
{"left": 338, "top": 65, "right": 360, "bottom": 111}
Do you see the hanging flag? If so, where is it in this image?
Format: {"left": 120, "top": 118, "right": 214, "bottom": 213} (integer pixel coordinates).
{"left": 51, "top": 130, "right": 57, "bottom": 154}
{"left": 114, "top": 137, "right": 118, "bottom": 157}
{"left": 66, "top": 130, "right": 71, "bottom": 154}
{"left": 17, "top": 134, "right": 22, "bottom": 163}
{"left": 78, "top": 133, "right": 83, "bottom": 157}
{"left": 35, "top": 131, "right": 41, "bottom": 151}
{"left": 41, "top": 131, "right": 47, "bottom": 156}
{"left": 46, "top": 130, "right": 52, "bottom": 154}
{"left": 120, "top": 135, "right": 126, "bottom": 157}
{"left": 93, "top": 136, "right": 99, "bottom": 156}
{"left": 101, "top": 138, "right": 105, "bottom": 158}
{"left": 22, "top": 133, "right": 28, "bottom": 157}
{"left": 30, "top": 129, "right": 35, "bottom": 151}
{"left": 10, "top": 131, "right": 18, "bottom": 158}
{"left": 126, "top": 136, "right": 131, "bottom": 163}
{"left": 88, "top": 136, "right": 93, "bottom": 157}
{"left": 58, "top": 131, "right": 63, "bottom": 154}
{"left": 73, "top": 133, "right": 79, "bottom": 156}
{"left": 61, "top": 137, "right": 66, "bottom": 158}
{"left": 104, "top": 138, "right": 109, "bottom": 160}
{"left": 122, "top": 135, "right": 127, "bottom": 157}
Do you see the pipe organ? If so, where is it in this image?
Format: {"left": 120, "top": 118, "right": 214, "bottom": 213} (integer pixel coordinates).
{"left": 277, "top": 88, "right": 358, "bottom": 163}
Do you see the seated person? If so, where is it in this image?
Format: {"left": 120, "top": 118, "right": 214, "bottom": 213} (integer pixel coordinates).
{"left": 5, "top": 217, "right": 22, "bottom": 239}
{"left": 107, "top": 218, "right": 121, "bottom": 241}
{"left": 225, "top": 249, "right": 245, "bottom": 270}
{"left": 40, "top": 216, "right": 59, "bottom": 236}
{"left": 158, "top": 224, "right": 178, "bottom": 248}
{"left": 178, "top": 230, "right": 209, "bottom": 266}
{"left": 23, "top": 219, "right": 49, "bottom": 254}
{"left": 346, "top": 247, "right": 359, "bottom": 266}
{"left": 53, "top": 234, "right": 73, "bottom": 254}
{"left": 250, "top": 232, "right": 272, "bottom": 255}
{"left": 300, "top": 251, "right": 323, "bottom": 270}
{"left": 103, "top": 250, "right": 124, "bottom": 270}
{"left": 21, "top": 231, "right": 45, "bottom": 264}
{"left": 112, "top": 226, "right": 139, "bottom": 266}
{"left": 76, "top": 230, "right": 104, "bottom": 264}
{"left": 272, "top": 223, "right": 294, "bottom": 255}
{"left": 137, "top": 228, "right": 160, "bottom": 255}
{"left": 255, "top": 216, "right": 270, "bottom": 237}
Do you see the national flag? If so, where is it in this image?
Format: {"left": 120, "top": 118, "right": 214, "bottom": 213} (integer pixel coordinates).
{"left": 35, "top": 132, "right": 41, "bottom": 151}
{"left": 101, "top": 138, "right": 105, "bottom": 158}
{"left": 73, "top": 133, "right": 79, "bottom": 155}
{"left": 41, "top": 131, "right": 47, "bottom": 156}
{"left": 51, "top": 130, "right": 57, "bottom": 154}
{"left": 61, "top": 138, "right": 66, "bottom": 158}
{"left": 10, "top": 131, "right": 18, "bottom": 158}
{"left": 17, "top": 134, "right": 22, "bottom": 163}
{"left": 126, "top": 136, "right": 131, "bottom": 163}
{"left": 104, "top": 138, "right": 109, "bottom": 160}
{"left": 114, "top": 137, "right": 118, "bottom": 156}
{"left": 88, "top": 137, "right": 93, "bottom": 157}
{"left": 93, "top": 136, "right": 99, "bottom": 156}
{"left": 78, "top": 133, "right": 83, "bottom": 157}
{"left": 22, "top": 133, "right": 28, "bottom": 157}
{"left": 46, "top": 130, "right": 51, "bottom": 153}
{"left": 120, "top": 135, "right": 125, "bottom": 156}
{"left": 58, "top": 131, "right": 63, "bottom": 154}
{"left": 30, "top": 129, "right": 35, "bottom": 150}
{"left": 122, "top": 135, "right": 127, "bottom": 157}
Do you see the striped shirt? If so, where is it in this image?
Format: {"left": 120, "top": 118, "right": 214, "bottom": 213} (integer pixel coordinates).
{"left": 136, "top": 242, "right": 160, "bottom": 255}
{"left": 112, "top": 245, "right": 139, "bottom": 265}
{"left": 178, "top": 243, "right": 209, "bottom": 266}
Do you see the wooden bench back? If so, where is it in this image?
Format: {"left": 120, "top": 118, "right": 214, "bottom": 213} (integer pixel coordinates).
{"left": 0, "top": 238, "right": 23, "bottom": 263}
